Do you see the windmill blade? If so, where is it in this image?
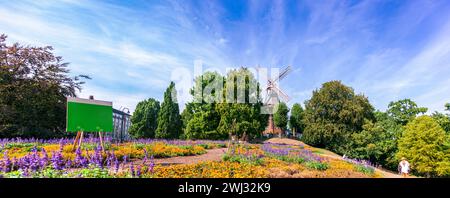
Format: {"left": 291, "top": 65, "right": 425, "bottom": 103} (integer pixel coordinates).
{"left": 273, "top": 66, "right": 292, "bottom": 82}
{"left": 272, "top": 86, "right": 290, "bottom": 102}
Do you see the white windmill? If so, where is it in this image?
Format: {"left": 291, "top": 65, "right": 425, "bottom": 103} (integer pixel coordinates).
{"left": 257, "top": 66, "right": 292, "bottom": 137}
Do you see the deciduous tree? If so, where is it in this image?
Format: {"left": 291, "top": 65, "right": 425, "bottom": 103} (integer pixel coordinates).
{"left": 0, "top": 34, "right": 89, "bottom": 138}
{"left": 302, "top": 80, "right": 374, "bottom": 153}
{"left": 396, "top": 116, "right": 450, "bottom": 177}
{"left": 128, "top": 98, "right": 160, "bottom": 138}
{"left": 289, "top": 103, "right": 305, "bottom": 136}
{"left": 387, "top": 99, "right": 427, "bottom": 125}
{"left": 345, "top": 111, "right": 403, "bottom": 169}
{"left": 274, "top": 102, "right": 289, "bottom": 131}
{"left": 216, "top": 68, "right": 266, "bottom": 140}
{"left": 432, "top": 113, "right": 450, "bottom": 134}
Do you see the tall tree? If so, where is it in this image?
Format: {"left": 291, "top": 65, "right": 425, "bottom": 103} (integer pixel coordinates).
{"left": 0, "top": 34, "right": 89, "bottom": 138}
{"left": 387, "top": 99, "right": 427, "bottom": 125}
{"left": 445, "top": 103, "right": 450, "bottom": 112}
{"left": 345, "top": 111, "right": 403, "bottom": 169}
{"left": 432, "top": 111, "right": 450, "bottom": 134}
{"left": 128, "top": 98, "right": 160, "bottom": 138}
{"left": 184, "top": 69, "right": 267, "bottom": 140}
{"left": 289, "top": 103, "right": 305, "bottom": 136}
{"left": 184, "top": 72, "right": 223, "bottom": 139}
{"left": 216, "top": 68, "right": 266, "bottom": 140}
{"left": 302, "top": 80, "right": 374, "bottom": 153}
{"left": 396, "top": 116, "right": 450, "bottom": 177}
{"left": 156, "top": 82, "right": 182, "bottom": 139}
{"left": 180, "top": 103, "right": 193, "bottom": 137}
{"left": 274, "top": 102, "right": 289, "bottom": 132}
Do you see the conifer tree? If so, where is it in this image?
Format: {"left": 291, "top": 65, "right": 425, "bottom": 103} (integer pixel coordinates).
{"left": 156, "top": 82, "right": 182, "bottom": 139}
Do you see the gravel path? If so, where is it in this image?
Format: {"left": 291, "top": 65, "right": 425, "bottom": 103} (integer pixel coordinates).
{"left": 154, "top": 148, "right": 228, "bottom": 165}
{"left": 127, "top": 148, "right": 228, "bottom": 167}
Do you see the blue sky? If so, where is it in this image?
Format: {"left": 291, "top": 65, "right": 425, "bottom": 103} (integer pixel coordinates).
{"left": 1, "top": 0, "right": 450, "bottom": 113}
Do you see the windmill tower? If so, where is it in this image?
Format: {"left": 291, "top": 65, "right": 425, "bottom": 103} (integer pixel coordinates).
{"left": 259, "top": 66, "right": 292, "bottom": 137}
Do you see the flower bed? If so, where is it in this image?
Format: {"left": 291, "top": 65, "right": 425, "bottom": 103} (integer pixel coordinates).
{"left": 0, "top": 138, "right": 227, "bottom": 176}
{"left": 0, "top": 138, "right": 382, "bottom": 178}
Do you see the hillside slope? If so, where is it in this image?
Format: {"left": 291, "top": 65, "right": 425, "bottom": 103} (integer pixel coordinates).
{"left": 264, "top": 138, "right": 412, "bottom": 178}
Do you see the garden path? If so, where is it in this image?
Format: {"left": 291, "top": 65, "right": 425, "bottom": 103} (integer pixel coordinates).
{"left": 127, "top": 147, "right": 228, "bottom": 167}
{"left": 153, "top": 148, "right": 228, "bottom": 165}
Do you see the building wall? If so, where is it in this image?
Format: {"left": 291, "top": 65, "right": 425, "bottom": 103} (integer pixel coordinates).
{"left": 106, "top": 109, "right": 132, "bottom": 142}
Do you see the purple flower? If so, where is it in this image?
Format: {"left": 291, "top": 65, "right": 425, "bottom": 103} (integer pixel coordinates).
{"left": 21, "top": 169, "right": 29, "bottom": 177}
{"left": 130, "top": 162, "right": 135, "bottom": 177}
{"left": 92, "top": 145, "right": 103, "bottom": 168}
{"left": 51, "top": 150, "right": 64, "bottom": 170}
{"left": 143, "top": 148, "right": 148, "bottom": 164}
{"left": 40, "top": 148, "right": 49, "bottom": 168}
{"left": 74, "top": 148, "right": 87, "bottom": 168}
{"left": 15, "top": 149, "right": 42, "bottom": 172}
{"left": 2, "top": 150, "right": 11, "bottom": 172}
{"left": 114, "top": 159, "right": 120, "bottom": 173}
{"left": 65, "top": 159, "right": 72, "bottom": 169}
{"left": 136, "top": 165, "right": 142, "bottom": 178}
{"left": 105, "top": 152, "right": 112, "bottom": 168}
{"left": 149, "top": 155, "right": 155, "bottom": 174}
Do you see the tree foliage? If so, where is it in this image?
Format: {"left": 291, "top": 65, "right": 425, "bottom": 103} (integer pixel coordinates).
{"left": 396, "top": 116, "right": 450, "bottom": 177}
{"left": 273, "top": 102, "right": 289, "bottom": 131}
{"left": 0, "top": 34, "right": 89, "bottom": 138}
{"left": 345, "top": 111, "right": 403, "bottom": 169}
{"left": 289, "top": 103, "right": 305, "bottom": 134}
{"left": 216, "top": 68, "right": 266, "bottom": 140}
{"left": 387, "top": 99, "right": 427, "bottom": 125}
{"left": 432, "top": 111, "right": 450, "bottom": 134}
{"left": 183, "top": 68, "right": 267, "bottom": 140}
{"left": 128, "top": 98, "right": 160, "bottom": 138}
{"left": 302, "top": 80, "right": 374, "bottom": 153}
{"left": 184, "top": 72, "right": 222, "bottom": 139}
{"left": 156, "top": 82, "right": 182, "bottom": 139}
{"left": 180, "top": 103, "right": 193, "bottom": 139}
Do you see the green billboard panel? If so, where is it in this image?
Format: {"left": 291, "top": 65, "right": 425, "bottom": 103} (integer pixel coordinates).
{"left": 66, "top": 97, "right": 113, "bottom": 132}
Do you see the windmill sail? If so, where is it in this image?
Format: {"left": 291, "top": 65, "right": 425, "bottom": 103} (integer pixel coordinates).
{"left": 272, "top": 65, "right": 292, "bottom": 82}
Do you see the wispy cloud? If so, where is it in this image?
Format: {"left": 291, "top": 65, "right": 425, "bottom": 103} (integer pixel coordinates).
{"left": 1, "top": 0, "right": 449, "bottom": 113}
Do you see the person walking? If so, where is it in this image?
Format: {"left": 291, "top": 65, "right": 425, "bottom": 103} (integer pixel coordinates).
{"left": 399, "top": 157, "right": 410, "bottom": 178}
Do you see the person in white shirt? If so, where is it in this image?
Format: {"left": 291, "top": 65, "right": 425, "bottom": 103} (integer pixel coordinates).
{"left": 399, "top": 157, "right": 410, "bottom": 177}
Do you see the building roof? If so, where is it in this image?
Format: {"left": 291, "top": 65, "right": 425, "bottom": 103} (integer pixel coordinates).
{"left": 113, "top": 108, "right": 131, "bottom": 117}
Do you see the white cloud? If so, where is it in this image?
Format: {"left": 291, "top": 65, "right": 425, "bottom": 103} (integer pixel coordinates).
{"left": 218, "top": 38, "right": 228, "bottom": 45}
{"left": 2, "top": 0, "right": 449, "bottom": 115}
{"left": 77, "top": 85, "right": 151, "bottom": 113}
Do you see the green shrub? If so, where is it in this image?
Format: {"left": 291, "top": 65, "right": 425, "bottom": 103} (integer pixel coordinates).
{"left": 4, "top": 143, "right": 37, "bottom": 149}
{"left": 33, "top": 168, "right": 65, "bottom": 178}
{"left": 354, "top": 165, "right": 375, "bottom": 175}
{"left": 305, "top": 161, "right": 329, "bottom": 170}
{"left": 222, "top": 154, "right": 264, "bottom": 165}
{"left": 75, "top": 166, "right": 112, "bottom": 178}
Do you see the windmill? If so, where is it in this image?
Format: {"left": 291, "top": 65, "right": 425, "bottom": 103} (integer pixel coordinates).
{"left": 258, "top": 66, "right": 292, "bottom": 137}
